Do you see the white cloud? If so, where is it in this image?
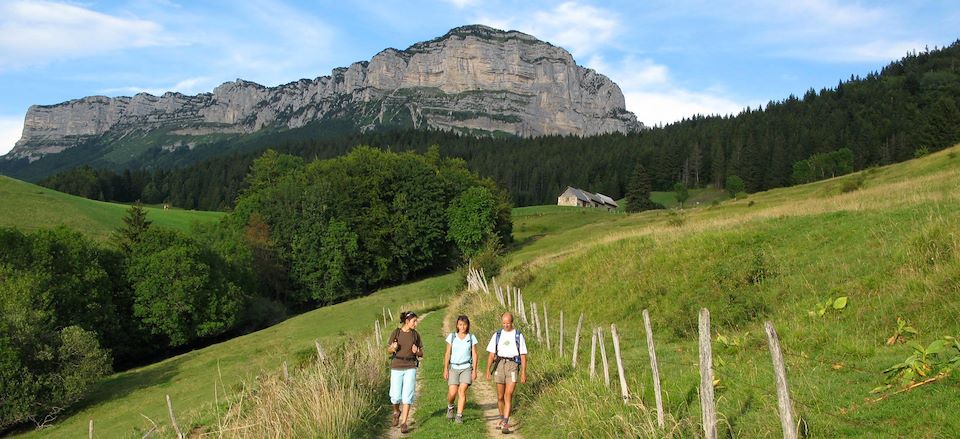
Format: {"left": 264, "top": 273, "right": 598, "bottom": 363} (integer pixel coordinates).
{"left": 0, "top": 1, "right": 171, "bottom": 70}
{"left": 443, "top": 0, "right": 478, "bottom": 8}
{"left": 475, "top": 1, "right": 619, "bottom": 57}
{"left": 99, "top": 76, "right": 215, "bottom": 96}
{"left": 0, "top": 117, "right": 25, "bottom": 156}
{"left": 595, "top": 55, "right": 753, "bottom": 126}
{"left": 624, "top": 90, "right": 748, "bottom": 127}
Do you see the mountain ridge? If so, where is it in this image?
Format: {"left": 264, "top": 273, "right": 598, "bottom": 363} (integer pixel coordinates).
{"left": 5, "top": 24, "right": 640, "bottom": 164}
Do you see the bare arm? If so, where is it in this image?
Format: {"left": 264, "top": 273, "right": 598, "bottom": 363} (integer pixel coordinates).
{"left": 443, "top": 342, "right": 452, "bottom": 368}
{"left": 520, "top": 354, "right": 527, "bottom": 383}
{"left": 485, "top": 352, "right": 496, "bottom": 378}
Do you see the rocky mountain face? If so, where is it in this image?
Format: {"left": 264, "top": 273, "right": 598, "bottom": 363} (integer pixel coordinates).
{"left": 5, "top": 25, "right": 640, "bottom": 164}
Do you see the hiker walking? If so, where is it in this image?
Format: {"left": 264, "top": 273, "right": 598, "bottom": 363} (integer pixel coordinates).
{"left": 485, "top": 312, "right": 527, "bottom": 434}
{"left": 387, "top": 311, "right": 423, "bottom": 434}
{"left": 443, "top": 315, "right": 479, "bottom": 424}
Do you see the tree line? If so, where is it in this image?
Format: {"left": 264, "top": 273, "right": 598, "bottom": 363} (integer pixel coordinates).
{"left": 0, "top": 147, "right": 509, "bottom": 431}
{"left": 40, "top": 40, "right": 960, "bottom": 210}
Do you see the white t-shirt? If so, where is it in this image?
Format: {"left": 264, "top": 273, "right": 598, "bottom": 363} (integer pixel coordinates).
{"left": 486, "top": 329, "right": 528, "bottom": 358}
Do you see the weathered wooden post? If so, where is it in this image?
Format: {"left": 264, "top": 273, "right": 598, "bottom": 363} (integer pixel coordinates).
{"left": 765, "top": 321, "right": 798, "bottom": 439}
{"left": 388, "top": 308, "right": 394, "bottom": 322}
{"left": 88, "top": 420, "right": 93, "bottom": 439}
{"left": 519, "top": 292, "right": 528, "bottom": 324}
{"left": 598, "top": 327, "right": 610, "bottom": 387}
{"left": 698, "top": 308, "right": 717, "bottom": 439}
{"left": 544, "top": 304, "right": 551, "bottom": 350}
{"left": 532, "top": 303, "right": 542, "bottom": 342}
{"left": 560, "top": 310, "right": 565, "bottom": 356}
{"left": 166, "top": 394, "right": 184, "bottom": 439}
{"left": 572, "top": 313, "right": 584, "bottom": 367}
{"left": 315, "top": 339, "right": 326, "bottom": 362}
{"left": 611, "top": 324, "right": 630, "bottom": 402}
{"left": 590, "top": 328, "right": 598, "bottom": 379}
{"left": 375, "top": 320, "right": 382, "bottom": 344}
{"left": 643, "top": 309, "right": 665, "bottom": 428}
{"left": 507, "top": 285, "right": 512, "bottom": 308}
{"left": 382, "top": 307, "right": 387, "bottom": 326}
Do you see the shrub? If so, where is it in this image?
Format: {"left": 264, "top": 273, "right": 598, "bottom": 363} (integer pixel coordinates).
{"left": 841, "top": 173, "right": 867, "bottom": 193}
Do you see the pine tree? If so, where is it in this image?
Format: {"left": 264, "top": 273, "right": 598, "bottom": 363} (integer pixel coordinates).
{"left": 114, "top": 202, "right": 152, "bottom": 253}
{"left": 625, "top": 164, "right": 657, "bottom": 212}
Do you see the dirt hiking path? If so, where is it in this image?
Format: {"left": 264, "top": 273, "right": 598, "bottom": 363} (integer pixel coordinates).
{"left": 443, "top": 297, "right": 525, "bottom": 438}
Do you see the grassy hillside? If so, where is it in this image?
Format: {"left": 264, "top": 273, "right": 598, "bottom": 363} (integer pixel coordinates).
{"left": 0, "top": 176, "right": 223, "bottom": 240}
{"left": 15, "top": 274, "right": 459, "bottom": 439}
{"left": 492, "top": 145, "right": 960, "bottom": 437}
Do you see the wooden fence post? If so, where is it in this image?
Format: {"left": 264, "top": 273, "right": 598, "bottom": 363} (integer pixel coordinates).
{"left": 388, "top": 308, "right": 394, "bottom": 322}
{"left": 507, "top": 285, "right": 512, "bottom": 308}
{"left": 166, "top": 394, "right": 184, "bottom": 439}
{"left": 598, "top": 327, "right": 610, "bottom": 387}
{"left": 544, "top": 305, "right": 551, "bottom": 351}
{"left": 519, "top": 292, "right": 528, "bottom": 324}
{"left": 643, "top": 309, "right": 665, "bottom": 428}
{"left": 611, "top": 324, "right": 630, "bottom": 402}
{"left": 698, "top": 308, "right": 717, "bottom": 439}
{"left": 572, "top": 313, "right": 584, "bottom": 367}
{"left": 315, "top": 339, "right": 326, "bottom": 362}
{"left": 382, "top": 307, "right": 387, "bottom": 326}
{"left": 532, "top": 303, "right": 542, "bottom": 342}
{"left": 590, "top": 328, "right": 597, "bottom": 378}
{"left": 88, "top": 420, "right": 93, "bottom": 439}
{"left": 560, "top": 310, "right": 565, "bottom": 357}
{"left": 765, "top": 321, "right": 798, "bottom": 439}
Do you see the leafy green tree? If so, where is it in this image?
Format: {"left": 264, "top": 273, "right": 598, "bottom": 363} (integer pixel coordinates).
{"left": 674, "top": 182, "right": 689, "bottom": 208}
{"left": 726, "top": 175, "right": 746, "bottom": 197}
{"left": 447, "top": 186, "right": 498, "bottom": 258}
{"left": 127, "top": 228, "right": 245, "bottom": 346}
{"left": 0, "top": 263, "right": 112, "bottom": 429}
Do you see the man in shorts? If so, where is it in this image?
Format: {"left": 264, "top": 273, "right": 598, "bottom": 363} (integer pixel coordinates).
{"left": 485, "top": 312, "right": 527, "bottom": 434}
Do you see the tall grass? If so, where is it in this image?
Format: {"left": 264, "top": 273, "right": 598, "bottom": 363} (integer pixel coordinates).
{"left": 209, "top": 337, "right": 388, "bottom": 438}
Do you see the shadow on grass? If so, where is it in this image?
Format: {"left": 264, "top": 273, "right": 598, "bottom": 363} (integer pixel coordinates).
{"left": 73, "top": 358, "right": 183, "bottom": 412}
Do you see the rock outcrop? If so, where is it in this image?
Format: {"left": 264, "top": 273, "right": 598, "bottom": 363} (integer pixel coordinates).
{"left": 6, "top": 25, "right": 640, "bottom": 162}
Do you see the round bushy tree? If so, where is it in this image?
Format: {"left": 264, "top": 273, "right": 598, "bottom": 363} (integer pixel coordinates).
{"left": 446, "top": 186, "right": 498, "bottom": 258}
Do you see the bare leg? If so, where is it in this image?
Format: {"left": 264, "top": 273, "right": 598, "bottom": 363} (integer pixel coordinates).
{"left": 400, "top": 403, "right": 411, "bottom": 425}
{"left": 496, "top": 383, "right": 506, "bottom": 419}
{"left": 503, "top": 382, "right": 517, "bottom": 420}
{"left": 447, "top": 385, "right": 458, "bottom": 405}
{"left": 457, "top": 383, "right": 469, "bottom": 414}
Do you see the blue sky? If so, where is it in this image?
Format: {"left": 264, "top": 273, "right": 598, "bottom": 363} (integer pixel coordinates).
{"left": 1, "top": 0, "right": 958, "bottom": 155}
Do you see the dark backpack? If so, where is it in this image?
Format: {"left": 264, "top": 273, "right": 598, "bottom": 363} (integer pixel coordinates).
{"left": 495, "top": 329, "right": 523, "bottom": 364}
{"left": 389, "top": 328, "right": 422, "bottom": 364}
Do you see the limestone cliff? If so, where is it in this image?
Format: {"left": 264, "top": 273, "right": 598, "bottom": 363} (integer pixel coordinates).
{"left": 6, "top": 25, "right": 640, "bottom": 163}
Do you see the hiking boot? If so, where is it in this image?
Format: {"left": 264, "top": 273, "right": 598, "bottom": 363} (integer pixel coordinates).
{"left": 400, "top": 423, "right": 409, "bottom": 434}
{"left": 446, "top": 405, "right": 455, "bottom": 420}
{"left": 392, "top": 411, "right": 400, "bottom": 427}
{"left": 502, "top": 423, "right": 511, "bottom": 434}
{"left": 495, "top": 418, "right": 504, "bottom": 429}
{"left": 455, "top": 414, "right": 463, "bottom": 424}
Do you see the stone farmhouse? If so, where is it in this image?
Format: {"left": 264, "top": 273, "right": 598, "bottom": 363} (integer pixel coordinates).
{"left": 557, "top": 186, "right": 619, "bottom": 210}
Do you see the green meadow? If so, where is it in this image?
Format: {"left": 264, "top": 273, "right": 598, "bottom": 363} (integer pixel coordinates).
{"left": 489, "top": 144, "right": 960, "bottom": 438}
{"left": 0, "top": 176, "right": 223, "bottom": 240}
{"left": 6, "top": 145, "right": 959, "bottom": 438}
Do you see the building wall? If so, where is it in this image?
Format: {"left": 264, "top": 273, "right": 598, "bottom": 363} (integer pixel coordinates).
{"left": 558, "top": 195, "right": 580, "bottom": 206}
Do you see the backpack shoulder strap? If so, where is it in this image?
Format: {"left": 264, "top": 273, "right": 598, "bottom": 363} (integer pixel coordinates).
{"left": 389, "top": 328, "right": 400, "bottom": 343}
